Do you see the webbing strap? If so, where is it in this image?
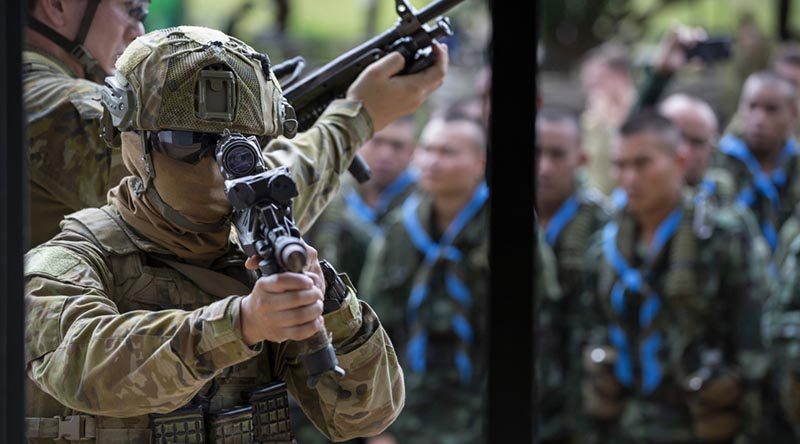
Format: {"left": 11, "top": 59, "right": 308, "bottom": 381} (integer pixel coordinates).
{"left": 544, "top": 194, "right": 580, "bottom": 246}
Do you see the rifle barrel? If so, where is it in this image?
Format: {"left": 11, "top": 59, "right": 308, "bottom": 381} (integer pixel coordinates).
{"left": 417, "top": 0, "right": 465, "bottom": 23}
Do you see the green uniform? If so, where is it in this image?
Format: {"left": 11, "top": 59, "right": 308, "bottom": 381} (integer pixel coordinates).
{"left": 580, "top": 195, "right": 771, "bottom": 444}
{"left": 537, "top": 186, "right": 610, "bottom": 443}
{"left": 24, "top": 48, "right": 129, "bottom": 248}
{"left": 713, "top": 135, "right": 800, "bottom": 252}
{"left": 763, "top": 216, "right": 800, "bottom": 442}
{"left": 358, "top": 185, "right": 488, "bottom": 444}
{"left": 305, "top": 170, "right": 418, "bottom": 286}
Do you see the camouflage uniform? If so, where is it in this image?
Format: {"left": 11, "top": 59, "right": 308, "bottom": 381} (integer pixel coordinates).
{"left": 713, "top": 135, "right": 800, "bottom": 252}
{"left": 24, "top": 48, "right": 129, "bottom": 248}
{"left": 762, "top": 210, "right": 800, "bottom": 442}
{"left": 24, "top": 206, "right": 402, "bottom": 444}
{"left": 537, "top": 185, "right": 610, "bottom": 443}
{"left": 580, "top": 195, "right": 771, "bottom": 444}
{"left": 305, "top": 171, "right": 418, "bottom": 285}
{"left": 358, "top": 185, "right": 488, "bottom": 444}
{"left": 25, "top": 26, "right": 403, "bottom": 443}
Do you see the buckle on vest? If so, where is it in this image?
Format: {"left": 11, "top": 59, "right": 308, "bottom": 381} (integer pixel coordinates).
{"left": 56, "top": 415, "right": 92, "bottom": 441}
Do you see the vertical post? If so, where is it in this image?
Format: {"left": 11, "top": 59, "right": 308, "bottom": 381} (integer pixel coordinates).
{"left": 487, "top": 0, "right": 538, "bottom": 443}
{"left": 777, "top": 0, "right": 792, "bottom": 41}
{"left": 0, "top": 0, "right": 28, "bottom": 442}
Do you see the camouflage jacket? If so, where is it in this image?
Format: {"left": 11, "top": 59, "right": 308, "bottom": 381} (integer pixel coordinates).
{"left": 358, "top": 189, "right": 488, "bottom": 444}
{"left": 537, "top": 186, "right": 610, "bottom": 442}
{"left": 23, "top": 48, "right": 129, "bottom": 248}
{"left": 712, "top": 135, "right": 800, "bottom": 251}
{"left": 23, "top": 95, "right": 403, "bottom": 443}
{"left": 763, "top": 218, "right": 800, "bottom": 441}
{"left": 24, "top": 206, "right": 403, "bottom": 444}
{"left": 305, "top": 171, "right": 418, "bottom": 285}
{"left": 580, "top": 196, "right": 771, "bottom": 444}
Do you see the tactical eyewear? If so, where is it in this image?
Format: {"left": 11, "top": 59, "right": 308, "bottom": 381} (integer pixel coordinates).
{"left": 148, "top": 130, "right": 221, "bottom": 164}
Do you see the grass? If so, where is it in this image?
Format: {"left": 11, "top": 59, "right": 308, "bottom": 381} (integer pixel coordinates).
{"left": 184, "top": 0, "right": 436, "bottom": 42}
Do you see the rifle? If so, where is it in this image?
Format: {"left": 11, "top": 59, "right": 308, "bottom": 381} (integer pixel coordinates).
{"left": 216, "top": 129, "right": 344, "bottom": 388}
{"left": 274, "top": 0, "right": 465, "bottom": 183}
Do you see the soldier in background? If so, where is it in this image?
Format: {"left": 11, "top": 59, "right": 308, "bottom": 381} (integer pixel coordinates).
{"left": 535, "top": 107, "right": 610, "bottom": 443}
{"left": 657, "top": 93, "right": 743, "bottom": 207}
{"left": 714, "top": 71, "right": 799, "bottom": 253}
{"left": 360, "top": 110, "right": 487, "bottom": 444}
{"left": 305, "top": 116, "right": 418, "bottom": 285}
{"left": 581, "top": 111, "right": 770, "bottom": 443}
{"left": 24, "top": 0, "right": 148, "bottom": 247}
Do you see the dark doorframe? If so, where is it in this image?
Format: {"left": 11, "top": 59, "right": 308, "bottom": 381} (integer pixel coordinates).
{"left": 1, "top": 0, "right": 28, "bottom": 442}
{"left": 488, "top": 0, "right": 538, "bottom": 442}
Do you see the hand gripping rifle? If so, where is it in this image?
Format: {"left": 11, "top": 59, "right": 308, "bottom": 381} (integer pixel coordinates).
{"left": 273, "top": 0, "right": 465, "bottom": 183}
{"left": 216, "top": 129, "right": 345, "bottom": 388}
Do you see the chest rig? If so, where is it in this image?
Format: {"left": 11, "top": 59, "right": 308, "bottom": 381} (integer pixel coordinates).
{"left": 41, "top": 207, "right": 296, "bottom": 443}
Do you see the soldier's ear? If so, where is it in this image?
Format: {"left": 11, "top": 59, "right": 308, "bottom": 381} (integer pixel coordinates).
{"left": 37, "top": 0, "right": 71, "bottom": 28}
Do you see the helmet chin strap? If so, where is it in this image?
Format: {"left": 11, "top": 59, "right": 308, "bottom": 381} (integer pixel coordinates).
{"left": 28, "top": 0, "right": 107, "bottom": 81}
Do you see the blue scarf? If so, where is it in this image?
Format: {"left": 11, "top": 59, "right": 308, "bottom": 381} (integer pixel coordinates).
{"left": 402, "top": 182, "right": 489, "bottom": 384}
{"left": 719, "top": 135, "right": 797, "bottom": 251}
{"left": 344, "top": 168, "right": 418, "bottom": 229}
{"left": 603, "top": 207, "right": 683, "bottom": 394}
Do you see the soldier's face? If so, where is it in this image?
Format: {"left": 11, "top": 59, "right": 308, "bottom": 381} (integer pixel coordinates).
{"left": 357, "top": 120, "right": 416, "bottom": 190}
{"left": 661, "top": 106, "right": 717, "bottom": 186}
{"left": 84, "top": 0, "right": 147, "bottom": 74}
{"left": 612, "top": 131, "right": 685, "bottom": 216}
{"left": 415, "top": 120, "right": 486, "bottom": 197}
{"left": 741, "top": 79, "right": 798, "bottom": 153}
{"left": 536, "top": 119, "right": 584, "bottom": 207}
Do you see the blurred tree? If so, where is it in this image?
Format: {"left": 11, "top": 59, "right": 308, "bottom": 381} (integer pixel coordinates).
{"left": 540, "top": 0, "right": 682, "bottom": 70}
{"left": 144, "top": 0, "right": 184, "bottom": 31}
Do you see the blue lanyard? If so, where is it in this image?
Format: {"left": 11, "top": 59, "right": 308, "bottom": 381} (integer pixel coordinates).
{"left": 544, "top": 195, "right": 580, "bottom": 246}
{"left": 610, "top": 187, "right": 628, "bottom": 211}
{"left": 402, "top": 182, "right": 489, "bottom": 383}
{"left": 603, "top": 207, "right": 682, "bottom": 394}
{"left": 720, "top": 135, "right": 797, "bottom": 251}
{"left": 344, "top": 168, "right": 418, "bottom": 225}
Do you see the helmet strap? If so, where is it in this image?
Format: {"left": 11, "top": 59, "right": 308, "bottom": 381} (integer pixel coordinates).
{"left": 27, "top": 0, "right": 106, "bottom": 80}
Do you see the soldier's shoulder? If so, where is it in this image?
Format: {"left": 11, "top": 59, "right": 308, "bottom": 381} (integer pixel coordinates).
{"left": 578, "top": 186, "right": 612, "bottom": 216}
{"left": 24, "top": 51, "right": 104, "bottom": 123}
{"left": 24, "top": 218, "right": 115, "bottom": 287}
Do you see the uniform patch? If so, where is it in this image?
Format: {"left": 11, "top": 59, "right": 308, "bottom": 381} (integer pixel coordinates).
{"left": 25, "top": 246, "right": 81, "bottom": 277}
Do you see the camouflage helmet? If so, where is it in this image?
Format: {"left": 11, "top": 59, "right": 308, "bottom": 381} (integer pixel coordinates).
{"left": 101, "top": 26, "right": 297, "bottom": 139}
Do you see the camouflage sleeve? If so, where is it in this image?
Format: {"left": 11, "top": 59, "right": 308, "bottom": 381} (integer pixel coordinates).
{"left": 716, "top": 211, "right": 773, "bottom": 438}
{"left": 262, "top": 99, "right": 373, "bottom": 233}
{"left": 280, "top": 289, "right": 404, "bottom": 441}
{"left": 765, "top": 232, "right": 800, "bottom": 426}
{"left": 24, "top": 240, "right": 260, "bottom": 417}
